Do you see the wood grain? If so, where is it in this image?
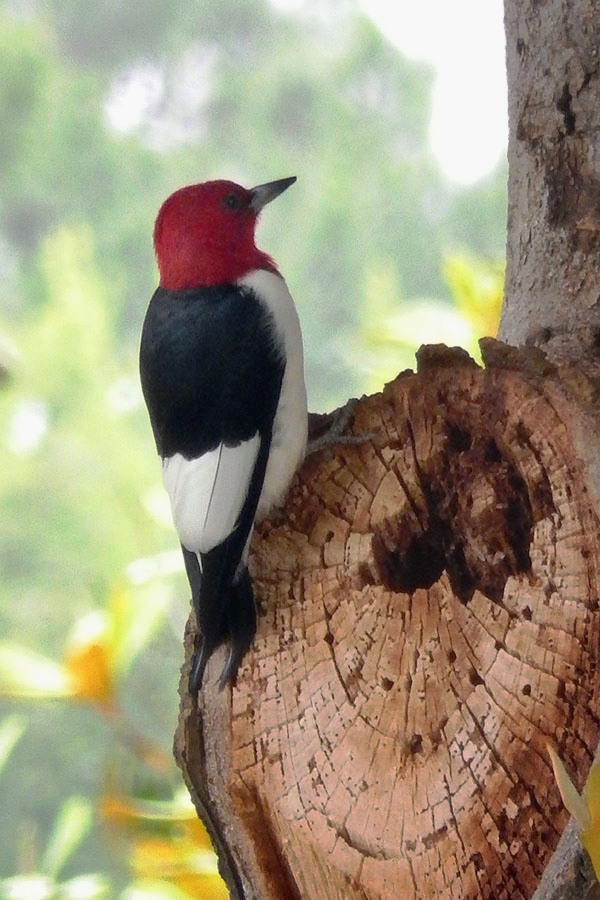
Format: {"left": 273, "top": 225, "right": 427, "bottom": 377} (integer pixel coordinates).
{"left": 176, "top": 345, "right": 600, "bottom": 900}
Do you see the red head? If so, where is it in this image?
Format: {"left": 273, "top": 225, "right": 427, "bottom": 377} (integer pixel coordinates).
{"left": 153, "top": 177, "right": 296, "bottom": 290}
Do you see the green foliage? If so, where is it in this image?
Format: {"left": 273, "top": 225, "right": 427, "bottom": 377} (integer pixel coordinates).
{"left": 0, "top": 644, "right": 71, "bottom": 697}
{"left": 0, "top": 722, "right": 110, "bottom": 898}
{"left": 0, "top": 715, "right": 26, "bottom": 777}
{"left": 0, "top": 224, "right": 165, "bottom": 646}
{"left": 352, "top": 251, "right": 503, "bottom": 391}
{"left": 120, "top": 883, "right": 195, "bottom": 900}
{"left": 0, "top": 0, "right": 507, "bottom": 893}
{"left": 41, "top": 798, "right": 94, "bottom": 880}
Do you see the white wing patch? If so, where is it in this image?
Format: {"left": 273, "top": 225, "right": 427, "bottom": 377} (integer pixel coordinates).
{"left": 162, "top": 435, "right": 260, "bottom": 553}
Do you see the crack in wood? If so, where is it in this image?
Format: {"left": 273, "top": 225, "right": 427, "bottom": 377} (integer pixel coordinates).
{"left": 178, "top": 357, "right": 600, "bottom": 900}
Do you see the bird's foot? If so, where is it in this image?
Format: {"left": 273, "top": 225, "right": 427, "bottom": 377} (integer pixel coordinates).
{"left": 188, "top": 636, "right": 211, "bottom": 695}
{"left": 217, "top": 643, "right": 243, "bottom": 691}
{"left": 217, "top": 570, "right": 257, "bottom": 690}
{"left": 307, "top": 398, "right": 377, "bottom": 456}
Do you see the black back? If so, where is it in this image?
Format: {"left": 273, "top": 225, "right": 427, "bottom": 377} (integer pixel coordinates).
{"left": 139, "top": 283, "right": 285, "bottom": 459}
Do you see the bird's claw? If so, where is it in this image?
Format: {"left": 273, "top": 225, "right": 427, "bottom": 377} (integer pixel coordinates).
{"left": 307, "top": 398, "right": 377, "bottom": 455}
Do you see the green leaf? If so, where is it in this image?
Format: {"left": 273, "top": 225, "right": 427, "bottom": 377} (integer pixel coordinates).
{"left": 41, "top": 797, "right": 92, "bottom": 878}
{"left": 110, "top": 584, "right": 171, "bottom": 678}
{"left": 0, "top": 643, "right": 71, "bottom": 697}
{"left": 120, "top": 882, "right": 192, "bottom": 900}
{"left": 0, "top": 715, "right": 27, "bottom": 779}
{"left": 58, "top": 874, "right": 111, "bottom": 899}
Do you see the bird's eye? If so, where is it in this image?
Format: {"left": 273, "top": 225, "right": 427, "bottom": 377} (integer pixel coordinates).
{"left": 222, "top": 193, "right": 242, "bottom": 211}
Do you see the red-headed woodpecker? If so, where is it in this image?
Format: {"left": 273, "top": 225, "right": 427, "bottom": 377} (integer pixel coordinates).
{"left": 140, "top": 177, "right": 307, "bottom": 691}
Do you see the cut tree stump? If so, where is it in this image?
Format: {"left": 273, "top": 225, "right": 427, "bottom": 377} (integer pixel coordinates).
{"left": 175, "top": 342, "right": 600, "bottom": 900}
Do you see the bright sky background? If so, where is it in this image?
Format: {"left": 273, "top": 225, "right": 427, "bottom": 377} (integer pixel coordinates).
{"left": 107, "top": 0, "right": 509, "bottom": 187}
{"left": 358, "top": 0, "right": 507, "bottom": 184}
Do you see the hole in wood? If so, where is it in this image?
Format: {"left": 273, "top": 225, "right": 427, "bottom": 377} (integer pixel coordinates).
{"left": 369, "top": 427, "right": 551, "bottom": 605}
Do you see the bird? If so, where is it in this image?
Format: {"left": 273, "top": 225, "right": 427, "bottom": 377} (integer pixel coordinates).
{"left": 139, "top": 177, "right": 307, "bottom": 692}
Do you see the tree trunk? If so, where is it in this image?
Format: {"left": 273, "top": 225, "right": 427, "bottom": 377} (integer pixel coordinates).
{"left": 500, "top": 1, "right": 600, "bottom": 897}
{"left": 175, "top": 2, "right": 600, "bottom": 897}
{"left": 500, "top": 0, "right": 600, "bottom": 356}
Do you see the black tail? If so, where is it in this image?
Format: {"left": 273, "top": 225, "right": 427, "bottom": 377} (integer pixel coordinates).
{"left": 182, "top": 543, "right": 257, "bottom": 693}
{"left": 218, "top": 568, "right": 256, "bottom": 689}
{"left": 182, "top": 420, "right": 277, "bottom": 694}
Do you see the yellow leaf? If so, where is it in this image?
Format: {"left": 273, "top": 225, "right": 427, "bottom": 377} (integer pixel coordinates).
{"left": 131, "top": 835, "right": 218, "bottom": 877}
{"left": 585, "top": 758, "right": 600, "bottom": 827}
{"left": 582, "top": 759, "right": 600, "bottom": 881}
{"left": 65, "top": 640, "right": 113, "bottom": 706}
{"left": 443, "top": 253, "right": 504, "bottom": 339}
{"left": 102, "top": 788, "right": 225, "bottom": 892}
{"left": 102, "top": 790, "right": 206, "bottom": 830}
{"left": 101, "top": 794, "right": 141, "bottom": 828}
{"left": 581, "top": 827, "right": 600, "bottom": 884}
{"left": 547, "top": 745, "right": 600, "bottom": 882}
{"left": 182, "top": 817, "right": 214, "bottom": 850}
{"left": 171, "top": 873, "right": 230, "bottom": 900}
{"left": 64, "top": 613, "right": 114, "bottom": 706}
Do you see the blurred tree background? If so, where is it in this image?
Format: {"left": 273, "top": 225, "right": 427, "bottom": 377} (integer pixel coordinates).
{"left": 0, "top": 0, "right": 506, "bottom": 895}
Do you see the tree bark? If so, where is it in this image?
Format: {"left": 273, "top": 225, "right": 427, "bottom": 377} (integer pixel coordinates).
{"left": 499, "top": 1, "right": 600, "bottom": 897}
{"left": 175, "top": 2, "right": 600, "bottom": 897}
{"left": 500, "top": 0, "right": 600, "bottom": 357}
{"left": 176, "top": 343, "right": 600, "bottom": 899}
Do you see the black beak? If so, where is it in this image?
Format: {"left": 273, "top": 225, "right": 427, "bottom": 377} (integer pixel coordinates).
{"left": 249, "top": 176, "right": 297, "bottom": 212}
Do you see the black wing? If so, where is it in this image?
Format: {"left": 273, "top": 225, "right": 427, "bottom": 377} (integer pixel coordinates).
{"left": 139, "top": 284, "right": 285, "bottom": 688}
